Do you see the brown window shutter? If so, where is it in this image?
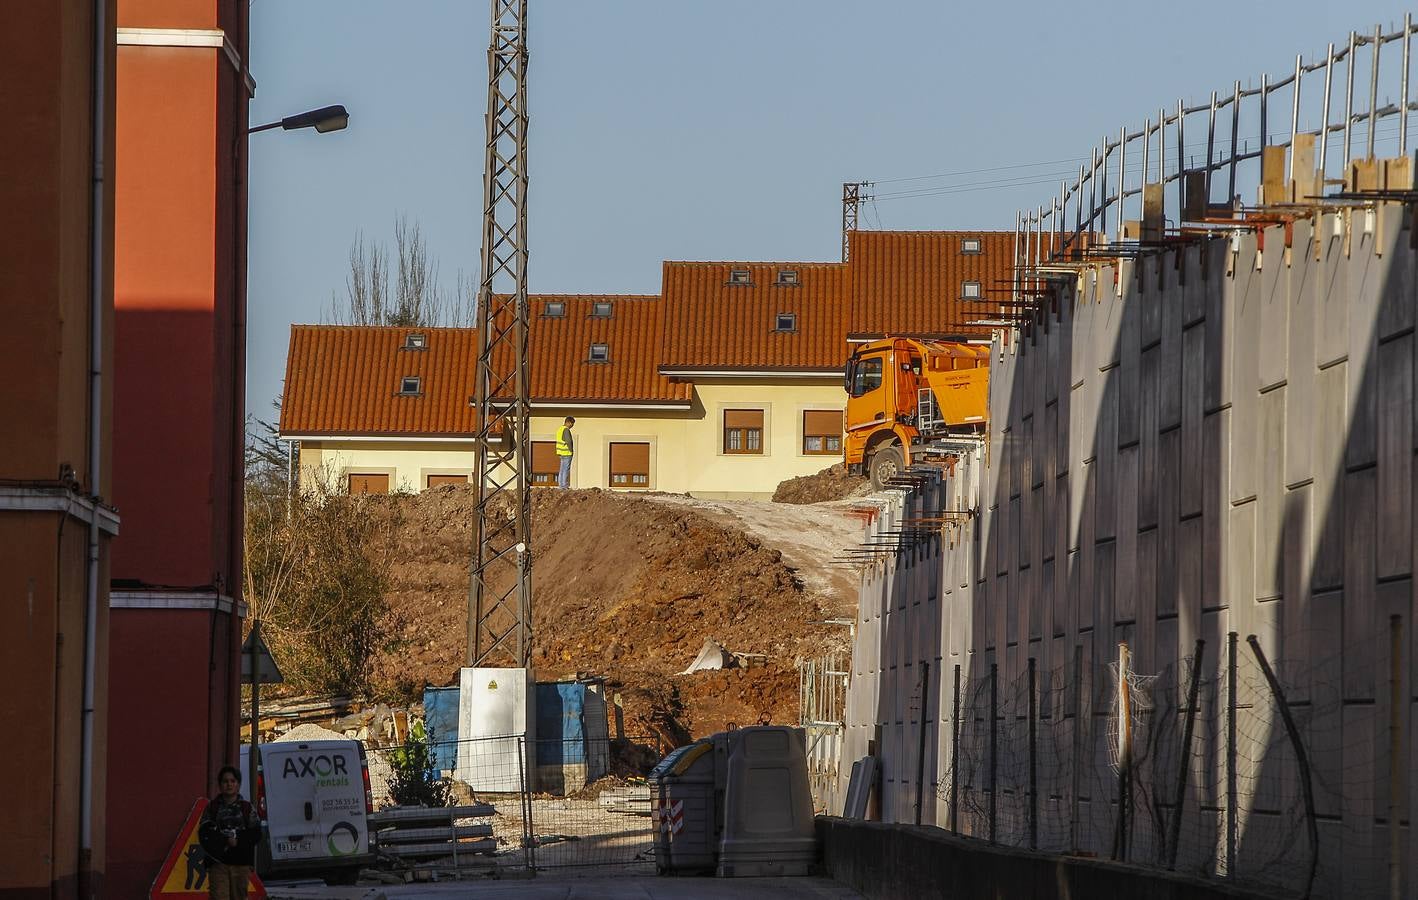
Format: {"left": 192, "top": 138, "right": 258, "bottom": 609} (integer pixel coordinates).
{"left": 610, "top": 442, "right": 651, "bottom": 474}
{"left": 348, "top": 473, "right": 389, "bottom": 494}
{"left": 531, "top": 441, "right": 558, "bottom": 475}
{"left": 803, "top": 409, "right": 842, "bottom": 437}
{"left": 723, "top": 409, "right": 764, "bottom": 429}
{"left": 425, "top": 474, "right": 467, "bottom": 488}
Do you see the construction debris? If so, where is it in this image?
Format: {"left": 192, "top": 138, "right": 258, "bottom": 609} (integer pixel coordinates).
{"left": 680, "top": 639, "right": 733, "bottom": 674}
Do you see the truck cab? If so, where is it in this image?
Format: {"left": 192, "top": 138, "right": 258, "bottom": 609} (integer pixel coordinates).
{"left": 844, "top": 337, "right": 989, "bottom": 489}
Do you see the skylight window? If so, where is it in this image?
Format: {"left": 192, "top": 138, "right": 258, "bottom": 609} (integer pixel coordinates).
{"left": 590, "top": 301, "right": 613, "bottom": 318}
{"left": 961, "top": 238, "right": 983, "bottom": 254}
{"left": 588, "top": 343, "right": 609, "bottom": 362}
{"left": 775, "top": 313, "right": 797, "bottom": 332}
{"left": 403, "top": 333, "right": 427, "bottom": 350}
{"left": 775, "top": 269, "right": 800, "bottom": 285}
{"left": 543, "top": 301, "right": 565, "bottom": 317}
{"left": 399, "top": 376, "right": 422, "bottom": 395}
{"left": 961, "top": 281, "right": 982, "bottom": 300}
{"left": 727, "top": 269, "right": 752, "bottom": 285}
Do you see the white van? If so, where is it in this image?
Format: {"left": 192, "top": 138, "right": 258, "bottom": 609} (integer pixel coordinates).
{"left": 240, "top": 739, "right": 376, "bottom": 884}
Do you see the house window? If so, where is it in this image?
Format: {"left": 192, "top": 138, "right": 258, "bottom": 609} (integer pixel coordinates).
{"left": 588, "top": 343, "right": 609, "bottom": 362}
{"left": 775, "top": 313, "right": 797, "bottom": 332}
{"left": 609, "top": 442, "right": 650, "bottom": 489}
{"left": 399, "top": 375, "right": 422, "bottom": 395}
{"left": 727, "top": 269, "right": 752, "bottom": 285}
{"left": 543, "top": 301, "right": 565, "bottom": 317}
{"left": 961, "top": 238, "right": 982, "bottom": 254}
{"left": 723, "top": 409, "right": 764, "bottom": 455}
{"left": 961, "top": 281, "right": 982, "bottom": 300}
{"left": 803, "top": 410, "right": 843, "bottom": 455}
{"left": 347, "top": 473, "right": 389, "bottom": 495}
{"left": 776, "top": 269, "right": 799, "bottom": 285}
{"left": 530, "top": 441, "right": 559, "bottom": 486}
{"left": 425, "top": 474, "right": 467, "bottom": 488}
{"left": 590, "top": 301, "right": 613, "bottom": 318}
{"left": 404, "top": 333, "right": 427, "bottom": 350}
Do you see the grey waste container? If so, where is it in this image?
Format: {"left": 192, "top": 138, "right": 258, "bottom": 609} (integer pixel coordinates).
{"left": 715, "top": 726, "right": 816, "bottom": 877}
{"left": 648, "top": 740, "right": 717, "bottom": 874}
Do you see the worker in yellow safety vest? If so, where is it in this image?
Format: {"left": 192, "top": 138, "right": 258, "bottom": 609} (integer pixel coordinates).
{"left": 555, "top": 416, "right": 575, "bottom": 489}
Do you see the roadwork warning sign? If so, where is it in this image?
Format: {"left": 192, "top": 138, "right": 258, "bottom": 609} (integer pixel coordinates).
{"left": 150, "top": 799, "right": 267, "bottom": 898}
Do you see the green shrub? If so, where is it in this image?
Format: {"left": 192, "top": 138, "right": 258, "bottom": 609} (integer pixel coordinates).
{"left": 386, "top": 720, "right": 453, "bottom": 808}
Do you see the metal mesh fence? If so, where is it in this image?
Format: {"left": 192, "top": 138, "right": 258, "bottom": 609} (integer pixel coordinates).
{"left": 366, "top": 733, "right": 660, "bottom": 874}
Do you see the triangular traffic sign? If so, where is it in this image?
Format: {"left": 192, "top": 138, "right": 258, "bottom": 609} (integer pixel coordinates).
{"left": 241, "top": 630, "right": 284, "bottom": 684}
{"left": 149, "top": 798, "right": 267, "bottom": 898}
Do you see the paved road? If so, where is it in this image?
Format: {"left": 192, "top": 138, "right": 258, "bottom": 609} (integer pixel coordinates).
{"left": 266, "top": 874, "right": 863, "bottom": 899}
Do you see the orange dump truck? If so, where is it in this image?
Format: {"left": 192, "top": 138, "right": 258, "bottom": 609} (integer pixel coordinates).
{"left": 843, "top": 337, "right": 990, "bottom": 488}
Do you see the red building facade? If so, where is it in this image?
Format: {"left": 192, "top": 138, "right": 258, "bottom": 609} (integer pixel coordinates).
{"left": 106, "top": 1, "right": 250, "bottom": 894}
{"left": 0, "top": 4, "right": 116, "bottom": 896}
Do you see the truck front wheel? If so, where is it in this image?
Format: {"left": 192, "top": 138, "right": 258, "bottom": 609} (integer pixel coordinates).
{"left": 869, "top": 446, "right": 904, "bottom": 490}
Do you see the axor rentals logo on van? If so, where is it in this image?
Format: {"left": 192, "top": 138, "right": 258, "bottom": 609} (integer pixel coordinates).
{"left": 281, "top": 753, "right": 351, "bottom": 788}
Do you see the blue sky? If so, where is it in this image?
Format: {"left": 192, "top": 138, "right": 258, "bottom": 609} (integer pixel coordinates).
{"left": 246, "top": 1, "right": 1418, "bottom": 417}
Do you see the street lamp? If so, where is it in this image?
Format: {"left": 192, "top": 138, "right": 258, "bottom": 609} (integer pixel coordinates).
{"left": 242, "top": 101, "right": 348, "bottom": 761}
{"left": 248, "top": 103, "right": 349, "bottom": 135}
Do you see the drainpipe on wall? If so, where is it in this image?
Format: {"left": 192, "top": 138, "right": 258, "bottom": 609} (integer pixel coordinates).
{"left": 79, "top": 0, "right": 108, "bottom": 883}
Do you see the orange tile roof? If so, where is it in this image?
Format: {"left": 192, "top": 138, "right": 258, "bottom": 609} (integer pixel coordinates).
{"left": 659, "top": 262, "right": 848, "bottom": 372}
{"left": 280, "top": 232, "right": 1020, "bottom": 435}
{"left": 847, "top": 231, "right": 1014, "bottom": 339}
{"left": 281, "top": 297, "right": 691, "bottom": 437}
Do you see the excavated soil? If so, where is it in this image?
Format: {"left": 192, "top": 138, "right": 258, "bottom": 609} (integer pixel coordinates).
{"left": 363, "top": 487, "right": 839, "bottom": 746}
{"left": 772, "top": 463, "right": 869, "bottom": 504}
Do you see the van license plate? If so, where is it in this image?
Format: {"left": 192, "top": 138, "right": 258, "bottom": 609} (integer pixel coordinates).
{"left": 277, "top": 840, "right": 313, "bottom": 853}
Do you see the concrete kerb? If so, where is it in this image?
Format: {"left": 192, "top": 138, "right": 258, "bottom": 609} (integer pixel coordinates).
{"left": 816, "top": 818, "right": 1287, "bottom": 900}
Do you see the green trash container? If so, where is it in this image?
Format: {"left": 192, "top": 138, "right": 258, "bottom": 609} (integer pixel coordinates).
{"left": 649, "top": 740, "right": 717, "bottom": 874}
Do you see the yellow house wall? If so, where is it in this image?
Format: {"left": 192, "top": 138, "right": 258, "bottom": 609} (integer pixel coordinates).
{"left": 296, "top": 379, "right": 845, "bottom": 499}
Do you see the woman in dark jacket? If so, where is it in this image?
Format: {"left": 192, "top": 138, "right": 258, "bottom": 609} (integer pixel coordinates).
{"left": 198, "top": 765, "right": 262, "bottom": 899}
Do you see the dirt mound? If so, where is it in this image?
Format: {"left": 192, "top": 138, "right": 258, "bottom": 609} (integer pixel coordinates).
{"left": 363, "top": 487, "right": 834, "bottom": 744}
{"left": 772, "top": 464, "right": 868, "bottom": 504}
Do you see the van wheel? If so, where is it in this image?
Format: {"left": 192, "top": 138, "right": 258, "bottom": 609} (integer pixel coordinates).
{"left": 869, "top": 446, "right": 904, "bottom": 490}
{"left": 323, "top": 869, "right": 360, "bottom": 886}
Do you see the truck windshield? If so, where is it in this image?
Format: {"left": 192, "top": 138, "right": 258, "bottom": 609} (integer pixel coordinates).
{"left": 849, "top": 357, "right": 883, "bottom": 397}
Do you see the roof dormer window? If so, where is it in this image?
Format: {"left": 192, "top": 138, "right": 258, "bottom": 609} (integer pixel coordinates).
{"left": 399, "top": 375, "right": 422, "bottom": 395}
{"left": 961, "top": 281, "right": 982, "bottom": 300}
{"left": 590, "top": 301, "right": 613, "bottom": 318}
{"left": 588, "top": 343, "right": 609, "bottom": 363}
{"left": 775, "top": 313, "right": 797, "bottom": 332}
{"left": 961, "top": 238, "right": 982, "bottom": 254}
{"left": 543, "top": 301, "right": 565, "bottom": 317}
{"left": 727, "top": 269, "right": 752, "bottom": 286}
{"left": 775, "top": 269, "right": 800, "bottom": 286}
{"left": 403, "top": 332, "right": 427, "bottom": 350}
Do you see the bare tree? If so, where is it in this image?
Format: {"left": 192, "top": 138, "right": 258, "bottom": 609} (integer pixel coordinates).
{"left": 328, "top": 214, "right": 474, "bottom": 326}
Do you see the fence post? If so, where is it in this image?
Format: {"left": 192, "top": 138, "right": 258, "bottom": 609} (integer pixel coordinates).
{"left": 951, "top": 663, "right": 961, "bottom": 833}
{"left": 1070, "top": 645, "right": 1084, "bottom": 853}
{"left": 1246, "top": 633, "right": 1318, "bottom": 898}
{"left": 1113, "top": 641, "right": 1133, "bottom": 862}
{"left": 1226, "top": 631, "right": 1237, "bottom": 879}
{"left": 914, "top": 661, "right": 930, "bottom": 825}
{"left": 1028, "top": 656, "right": 1038, "bottom": 850}
{"left": 518, "top": 734, "right": 536, "bottom": 873}
{"left": 1168, "top": 638, "right": 1205, "bottom": 870}
{"left": 1388, "top": 614, "right": 1403, "bottom": 900}
{"left": 989, "top": 661, "right": 998, "bottom": 844}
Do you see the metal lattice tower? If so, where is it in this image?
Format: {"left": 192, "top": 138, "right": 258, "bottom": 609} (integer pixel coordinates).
{"left": 469, "top": 0, "right": 532, "bottom": 668}
{"left": 841, "top": 181, "right": 870, "bottom": 262}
